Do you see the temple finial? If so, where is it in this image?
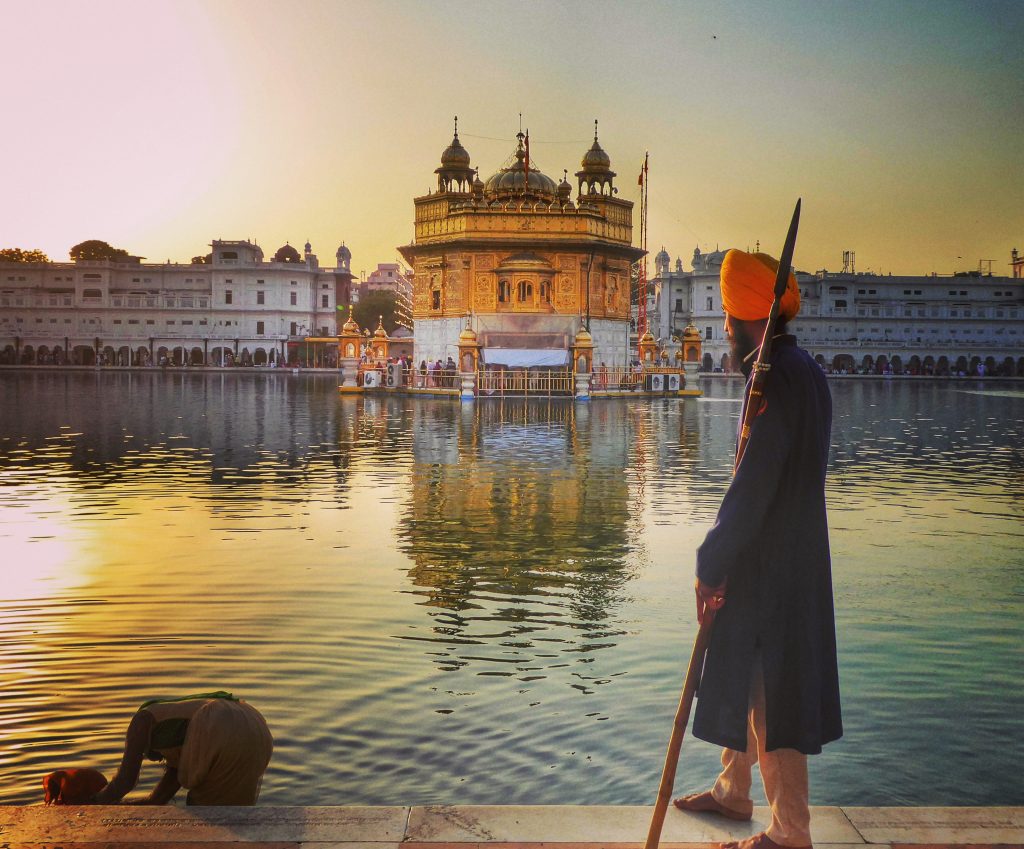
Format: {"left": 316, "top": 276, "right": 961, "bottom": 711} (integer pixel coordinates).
{"left": 454, "top": 115, "right": 458, "bottom": 138}
{"left": 594, "top": 119, "right": 599, "bottom": 142}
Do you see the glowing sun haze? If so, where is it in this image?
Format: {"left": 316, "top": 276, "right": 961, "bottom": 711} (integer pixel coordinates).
{"left": 2, "top": 0, "right": 1021, "bottom": 277}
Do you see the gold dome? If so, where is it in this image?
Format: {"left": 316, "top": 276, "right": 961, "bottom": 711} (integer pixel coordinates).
{"left": 483, "top": 132, "right": 557, "bottom": 200}
{"left": 574, "top": 327, "right": 594, "bottom": 345}
{"left": 579, "top": 120, "right": 612, "bottom": 173}
{"left": 683, "top": 323, "right": 702, "bottom": 340}
{"left": 639, "top": 329, "right": 656, "bottom": 344}
{"left": 342, "top": 306, "right": 360, "bottom": 334}
{"left": 374, "top": 316, "right": 388, "bottom": 338}
{"left": 459, "top": 324, "right": 479, "bottom": 343}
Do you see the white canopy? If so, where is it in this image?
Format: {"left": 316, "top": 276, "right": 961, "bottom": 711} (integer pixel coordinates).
{"left": 482, "top": 348, "right": 569, "bottom": 368}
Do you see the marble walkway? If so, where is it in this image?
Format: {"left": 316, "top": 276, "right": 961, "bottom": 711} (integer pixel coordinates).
{"left": 0, "top": 805, "right": 1021, "bottom": 848}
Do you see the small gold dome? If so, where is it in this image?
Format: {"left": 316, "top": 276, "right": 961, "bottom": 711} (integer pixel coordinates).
{"left": 683, "top": 323, "right": 702, "bottom": 340}
{"left": 459, "top": 325, "right": 478, "bottom": 343}
{"left": 342, "top": 306, "right": 359, "bottom": 334}
{"left": 574, "top": 327, "right": 593, "bottom": 345}
{"left": 640, "top": 329, "right": 656, "bottom": 344}
{"left": 374, "top": 316, "right": 388, "bottom": 338}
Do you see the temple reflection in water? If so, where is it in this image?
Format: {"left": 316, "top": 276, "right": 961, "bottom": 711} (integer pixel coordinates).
{"left": 394, "top": 399, "right": 647, "bottom": 674}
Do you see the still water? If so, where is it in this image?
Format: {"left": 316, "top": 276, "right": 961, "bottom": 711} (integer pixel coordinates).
{"left": 0, "top": 372, "right": 1021, "bottom": 807}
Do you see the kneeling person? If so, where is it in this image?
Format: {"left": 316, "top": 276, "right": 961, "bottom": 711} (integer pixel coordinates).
{"left": 93, "top": 691, "right": 273, "bottom": 806}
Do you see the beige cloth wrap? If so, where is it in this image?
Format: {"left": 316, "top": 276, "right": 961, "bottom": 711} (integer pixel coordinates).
{"left": 154, "top": 699, "right": 273, "bottom": 805}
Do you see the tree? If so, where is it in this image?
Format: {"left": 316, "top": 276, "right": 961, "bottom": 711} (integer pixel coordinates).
{"left": 191, "top": 253, "right": 212, "bottom": 264}
{"left": 69, "top": 240, "right": 131, "bottom": 262}
{"left": 0, "top": 248, "right": 50, "bottom": 263}
{"left": 352, "top": 290, "right": 400, "bottom": 335}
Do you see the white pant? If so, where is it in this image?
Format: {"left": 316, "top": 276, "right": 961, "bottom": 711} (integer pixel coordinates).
{"left": 710, "top": 657, "right": 812, "bottom": 847}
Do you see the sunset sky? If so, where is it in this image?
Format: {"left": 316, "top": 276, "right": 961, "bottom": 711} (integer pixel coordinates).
{"left": 3, "top": 0, "right": 1021, "bottom": 278}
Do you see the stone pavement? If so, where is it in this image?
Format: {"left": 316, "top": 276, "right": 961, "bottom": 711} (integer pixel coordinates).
{"left": 0, "top": 805, "right": 1021, "bottom": 848}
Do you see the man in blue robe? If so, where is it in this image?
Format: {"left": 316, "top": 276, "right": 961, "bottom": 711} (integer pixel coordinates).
{"left": 674, "top": 250, "right": 842, "bottom": 849}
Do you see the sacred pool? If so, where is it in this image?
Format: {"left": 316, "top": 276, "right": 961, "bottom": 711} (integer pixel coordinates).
{"left": 0, "top": 372, "right": 1020, "bottom": 807}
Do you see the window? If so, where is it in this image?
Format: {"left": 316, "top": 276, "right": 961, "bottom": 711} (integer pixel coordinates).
{"left": 290, "top": 292, "right": 297, "bottom": 306}
{"left": 257, "top": 291, "right": 265, "bottom": 305}
{"left": 321, "top": 294, "right": 329, "bottom": 308}
{"left": 540, "top": 281, "right": 551, "bottom": 303}
{"left": 705, "top": 326, "right": 713, "bottom": 340}
{"left": 182, "top": 320, "right": 193, "bottom": 325}
{"left": 257, "top": 279, "right": 265, "bottom": 285}
{"left": 167, "top": 320, "right": 175, "bottom": 325}
{"left": 83, "top": 288, "right": 102, "bottom": 298}
{"left": 225, "top": 290, "right": 233, "bottom": 304}
{"left": 146, "top": 319, "right": 155, "bottom": 325}
{"left": 834, "top": 299, "right": 847, "bottom": 308}
{"left": 113, "top": 319, "right": 122, "bottom": 325}
{"left": 221, "top": 251, "right": 237, "bottom": 260}
{"left": 517, "top": 280, "right": 533, "bottom": 302}
{"left": 321, "top": 283, "right": 328, "bottom": 289}
{"left": 497, "top": 279, "right": 510, "bottom": 303}
{"left": 290, "top": 322, "right": 298, "bottom": 335}
{"left": 256, "top": 321, "right": 265, "bottom": 334}
{"left": 706, "top": 296, "right": 713, "bottom": 310}
{"left": 431, "top": 290, "right": 441, "bottom": 310}
{"left": 129, "top": 319, "right": 139, "bottom": 325}
{"left": 675, "top": 298, "right": 683, "bottom": 312}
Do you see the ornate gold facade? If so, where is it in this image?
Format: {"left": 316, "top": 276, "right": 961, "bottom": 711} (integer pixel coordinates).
{"left": 399, "top": 121, "right": 644, "bottom": 363}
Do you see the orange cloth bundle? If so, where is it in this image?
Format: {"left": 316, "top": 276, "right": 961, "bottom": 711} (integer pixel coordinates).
{"left": 43, "top": 768, "right": 108, "bottom": 805}
{"left": 720, "top": 250, "right": 800, "bottom": 321}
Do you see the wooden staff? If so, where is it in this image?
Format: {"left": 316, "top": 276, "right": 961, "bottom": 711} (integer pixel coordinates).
{"left": 643, "top": 610, "right": 717, "bottom": 849}
{"left": 643, "top": 199, "right": 802, "bottom": 849}
{"left": 735, "top": 198, "right": 802, "bottom": 471}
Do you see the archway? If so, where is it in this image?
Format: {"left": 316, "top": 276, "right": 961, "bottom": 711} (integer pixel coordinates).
{"left": 702, "top": 353, "right": 713, "bottom": 372}
{"left": 37, "top": 345, "right": 51, "bottom": 365}
{"left": 908, "top": 355, "right": 921, "bottom": 375}
{"left": 720, "top": 353, "right": 731, "bottom": 373}
{"left": 102, "top": 345, "right": 116, "bottom": 366}
{"left": 861, "top": 354, "right": 874, "bottom": 374}
{"left": 253, "top": 348, "right": 268, "bottom": 366}
{"left": 1002, "top": 357, "right": 1015, "bottom": 377}
{"left": 239, "top": 347, "right": 252, "bottom": 366}
{"left": 20, "top": 345, "right": 35, "bottom": 364}
{"left": 117, "top": 345, "right": 130, "bottom": 366}
{"left": 157, "top": 346, "right": 170, "bottom": 365}
{"left": 74, "top": 345, "right": 95, "bottom": 365}
{"left": 984, "top": 356, "right": 996, "bottom": 376}
{"left": 1018, "top": 357, "right": 1024, "bottom": 377}
{"left": 969, "top": 356, "right": 981, "bottom": 376}
{"left": 52, "top": 345, "right": 64, "bottom": 365}
{"left": 891, "top": 355, "right": 903, "bottom": 375}
{"left": 875, "top": 355, "right": 889, "bottom": 375}
{"left": 190, "top": 346, "right": 204, "bottom": 366}
{"left": 922, "top": 356, "right": 935, "bottom": 375}
{"left": 935, "top": 356, "right": 948, "bottom": 376}
{"left": 0, "top": 345, "right": 14, "bottom": 364}
{"left": 814, "top": 354, "right": 826, "bottom": 370}
{"left": 135, "top": 346, "right": 150, "bottom": 366}
{"left": 955, "top": 355, "right": 968, "bottom": 375}
{"left": 211, "top": 347, "right": 226, "bottom": 366}
{"left": 832, "top": 354, "right": 854, "bottom": 373}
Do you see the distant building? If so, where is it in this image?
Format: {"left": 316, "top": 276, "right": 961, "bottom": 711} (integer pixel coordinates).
{"left": 0, "top": 239, "right": 356, "bottom": 366}
{"left": 649, "top": 247, "right": 1024, "bottom": 376}
{"left": 398, "top": 121, "right": 643, "bottom": 369}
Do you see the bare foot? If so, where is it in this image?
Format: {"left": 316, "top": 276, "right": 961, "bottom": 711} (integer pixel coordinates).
{"left": 720, "top": 832, "right": 811, "bottom": 849}
{"left": 672, "top": 790, "right": 753, "bottom": 822}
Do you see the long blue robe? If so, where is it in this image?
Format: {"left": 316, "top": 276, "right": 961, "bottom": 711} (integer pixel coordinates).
{"left": 693, "top": 336, "right": 842, "bottom": 755}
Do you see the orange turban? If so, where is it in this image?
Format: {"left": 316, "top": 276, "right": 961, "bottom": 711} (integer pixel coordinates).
{"left": 720, "top": 250, "right": 800, "bottom": 321}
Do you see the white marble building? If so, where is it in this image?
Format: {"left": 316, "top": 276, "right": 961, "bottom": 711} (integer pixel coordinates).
{"left": 0, "top": 239, "right": 355, "bottom": 366}
{"left": 648, "top": 247, "right": 1024, "bottom": 376}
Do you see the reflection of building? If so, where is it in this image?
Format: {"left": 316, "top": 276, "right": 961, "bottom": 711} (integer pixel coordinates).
{"left": 650, "top": 247, "right": 1024, "bottom": 375}
{"left": 398, "top": 121, "right": 645, "bottom": 370}
{"left": 0, "top": 239, "right": 356, "bottom": 367}
{"left": 397, "top": 401, "right": 634, "bottom": 653}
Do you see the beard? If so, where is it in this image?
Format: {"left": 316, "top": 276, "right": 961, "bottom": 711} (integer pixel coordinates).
{"left": 729, "top": 321, "right": 762, "bottom": 378}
